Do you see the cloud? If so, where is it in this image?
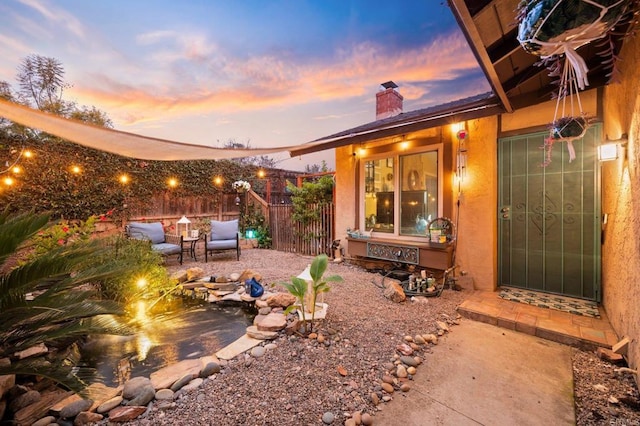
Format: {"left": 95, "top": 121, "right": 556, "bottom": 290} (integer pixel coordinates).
{"left": 69, "top": 27, "right": 482, "bottom": 128}
{"left": 18, "top": 0, "right": 85, "bottom": 38}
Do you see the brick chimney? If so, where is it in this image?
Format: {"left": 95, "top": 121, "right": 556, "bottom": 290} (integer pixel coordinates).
{"left": 376, "top": 81, "right": 403, "bottom": 120}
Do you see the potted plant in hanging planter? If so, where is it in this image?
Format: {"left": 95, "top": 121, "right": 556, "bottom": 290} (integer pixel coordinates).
{"left": 517, "top": 0, "right": 633, "bottom": 90}
{"left": 542, "top": 114, "right": 593, "bottom": 166}
{"left": 232, "top": 180, "right": 251, "bottom": 193}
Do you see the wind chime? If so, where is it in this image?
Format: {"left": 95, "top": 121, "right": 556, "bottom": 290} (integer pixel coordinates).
{"left": 516, "top": 0, "right": 635, "bottom": 166}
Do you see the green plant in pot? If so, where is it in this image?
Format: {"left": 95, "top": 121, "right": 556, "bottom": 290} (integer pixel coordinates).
{"left": 283, "top": 254, "right": 342, "bottom": 334}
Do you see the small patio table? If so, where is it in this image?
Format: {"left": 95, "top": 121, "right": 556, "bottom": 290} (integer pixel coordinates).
{"left": 182, "top": 236, "right": 201, "bottom": 261}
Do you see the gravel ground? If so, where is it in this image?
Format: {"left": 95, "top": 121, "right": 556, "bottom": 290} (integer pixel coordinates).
{"left": 122, "top": 249, "right": 638, "bottom": 426}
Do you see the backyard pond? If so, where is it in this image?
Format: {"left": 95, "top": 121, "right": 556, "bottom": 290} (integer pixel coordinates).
{"left": 79, "top": 297, "right": 255, "bottom": 387}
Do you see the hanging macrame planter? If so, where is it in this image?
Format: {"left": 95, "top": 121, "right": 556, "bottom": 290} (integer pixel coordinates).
{"left": 517, "top": 0, "right": 633, "bottom": 165}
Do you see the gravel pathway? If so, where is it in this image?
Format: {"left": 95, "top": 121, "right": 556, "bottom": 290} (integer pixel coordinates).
{"left": 120, "top": 249, "right": 638, "bottom": 426}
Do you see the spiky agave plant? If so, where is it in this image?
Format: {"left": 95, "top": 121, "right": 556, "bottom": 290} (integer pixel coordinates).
{"left": 0, "top": 210, "right": 132, "bottom": 393}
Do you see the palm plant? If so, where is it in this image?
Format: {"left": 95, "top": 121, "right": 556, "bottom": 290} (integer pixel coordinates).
{"left": 283, "top": 254, "right": 342, "bottom": 333}
{"left": 0, "top": 210, "right": 132, "bottom": 392}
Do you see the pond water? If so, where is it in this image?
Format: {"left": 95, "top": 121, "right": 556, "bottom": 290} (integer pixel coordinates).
{"left": 79, "top": 297, "right": 255, "bottom": 387}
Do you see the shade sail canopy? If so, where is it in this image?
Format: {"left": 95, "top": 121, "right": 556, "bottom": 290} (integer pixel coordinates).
{"left": 0, "top": 99, "right": 303, "bottom": 161}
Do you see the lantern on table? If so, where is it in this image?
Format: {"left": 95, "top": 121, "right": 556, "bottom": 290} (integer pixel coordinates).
{"left": 177, "top": 215, "right": 191, "bottom": 238}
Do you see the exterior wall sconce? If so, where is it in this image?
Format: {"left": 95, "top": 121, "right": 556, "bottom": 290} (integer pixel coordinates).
{"left": 598, "top": 134, "right": 628, "bottom": 162}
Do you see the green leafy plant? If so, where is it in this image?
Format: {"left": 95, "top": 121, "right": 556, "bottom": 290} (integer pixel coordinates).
{"left": 0, "top": 210, "right": 132, "bottom": 393}
{"left": 283, "top": 254, "right": 342, "bottom": 333}
{"left": 98, "top": 235, "right": 175, "bottom": 304}
{"left": 240, "top": 202, "right": 272, "bottom": 248}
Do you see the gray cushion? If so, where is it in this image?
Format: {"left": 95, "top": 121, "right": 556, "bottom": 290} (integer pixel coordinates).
{"left": 210, "top": 220, "right": 238, "bottom": 241}
{"left": 206, "top": 240, "right": 237, "bottom": 250}
{"left": 152, "top": 242, "right": 181, "bottom": 255}
{"left": 128, "top": 222, "right": 166, "bottom": 244}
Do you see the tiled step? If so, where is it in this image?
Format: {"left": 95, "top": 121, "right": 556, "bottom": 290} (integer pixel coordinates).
{"left": 457, "top": 291, "right": 618, "bottom": 351}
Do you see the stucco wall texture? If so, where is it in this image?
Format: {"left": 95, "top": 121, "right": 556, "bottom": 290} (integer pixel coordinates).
{"left": 602, "top": 32, "right": 640, "bottom": 384}
{"left": 453, "top": 117, "right": 498, "bottom": 291}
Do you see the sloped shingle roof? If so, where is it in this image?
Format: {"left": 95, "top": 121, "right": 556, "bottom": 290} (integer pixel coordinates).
{"left": 289, "top": 91, "right": 503, "bottom": 156}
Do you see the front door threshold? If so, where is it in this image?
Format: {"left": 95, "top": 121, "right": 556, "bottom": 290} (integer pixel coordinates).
{"left": 457, "top": 290, "right": 617, "bottom": 351}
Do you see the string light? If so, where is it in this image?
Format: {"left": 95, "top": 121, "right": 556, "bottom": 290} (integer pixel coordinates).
{"left": 70, "top": 165, "right": 82, "bottom": 174}
{"left": 168, "top": 177, "right": 178, "bottom": 188}
{"left": 119, "top": 174, "right": 130, "bottom": 184}
{"left": 213, "top": 176, "right": 223, "bottom": 186}
{"left": 1, "top": 148, "right": 34, "bottom": 176}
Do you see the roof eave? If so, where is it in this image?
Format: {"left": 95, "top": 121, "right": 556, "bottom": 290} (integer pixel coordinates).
{"left": 289, "top": 98, "right": 504, "bottom": 157}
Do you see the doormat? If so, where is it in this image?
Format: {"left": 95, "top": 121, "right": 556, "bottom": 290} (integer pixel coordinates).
{"left": 499, "top": 287, "right": 600, "bottom": 318}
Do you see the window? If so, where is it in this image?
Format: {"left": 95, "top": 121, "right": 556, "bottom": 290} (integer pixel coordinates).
{"left": 362, "top": 148, "right": 440, "bottom": 238}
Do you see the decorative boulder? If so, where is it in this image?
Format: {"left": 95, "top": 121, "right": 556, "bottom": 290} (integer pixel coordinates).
{"left": 383, "top": 279, "right": 406, "bottom": 303}
{"left": 266, "top": 293, "right": 297, "bottom": 308}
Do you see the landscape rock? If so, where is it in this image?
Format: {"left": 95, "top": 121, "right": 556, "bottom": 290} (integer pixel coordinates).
{"left": 400, "top": 356, "right": 418, "bottom": 367}
{"left": 171, "top": 373, "right": 195, "bottom": 392}
{"left": 59, "top": 398, "right": 93, "bottom": 419}
{"left": 32, "top": 416, "right": 56, "bottom": 426}
{"left": 200, "top": 361, "right": 221, "bottom": 377}
{"left": 436, "top": 321, "right": 449, "bottom": 332}
{"left": 126, "top": 384, "right": 155, "bottom": 406}
{"left": 96, "top": 396, "right": 123, "bottom": 414}
{"left": 246, "top": 325, "right": 278, "bottom": 340}
{"left": 322, "top": 411, "right": 335, "bottom": 424}
{"left": 383, "top": 280, "right": 406, "bottom": 303}
{"left": 251, "top": 346, "right": 266, "bottom": 358}
{"left": 150, "top": 359, "right": 201, "bottom": 390}
{"left": 396, "top": 343, "right": 414, "bottom": 356}
{"left": 256, "top": 312, "right": 287, "bottom": 331}
{"left": 171, "top": 270, "right": 188, "bottom": 283}
{"left": 14, "top": 343, "right": 48, "bottom": 360}
{"left": 9, "top": 390, "right": 41, "bottom": 412}
{"left": 266, "top": 293, "right": 297, "bottom": 308}
{"left": 108, "top": 405, "right": 147, "bottom": 422}
{"left": 73, "top": 411, "right": 103, "bottom": 425}
{"left": 123, "top": 377, "right": 152, "bottom": 399}
{"left": 361, "top": 412, "right": 373, "bottom": 425}
{"left": 186, "top": 267, "right": 205, "bottom": 281}
{"left": 0, "top": 373, "right": 15, "bottom": 398}
{"left": 238, "top": 269, "right": 262, "bottom": 283}
{"left": 180, "top": 378, "right": 203, "bottom": 393}
{"left": 396, "top": 365, "right": 408, "bottom": 378}
{"left": 155, "top": 389, "right": 175, "bottom": 401}
{"left": 381, "top": 383, "right": 394, "bottom": 394}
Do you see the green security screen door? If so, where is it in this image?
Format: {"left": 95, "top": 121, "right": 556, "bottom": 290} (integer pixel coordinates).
{"left": 498, "top": 125, "right": 602, "bottom": 301}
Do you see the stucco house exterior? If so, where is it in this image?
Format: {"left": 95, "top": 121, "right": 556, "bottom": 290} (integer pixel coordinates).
{"left": 290, "top": 1, "right": 640, "bottom": 384}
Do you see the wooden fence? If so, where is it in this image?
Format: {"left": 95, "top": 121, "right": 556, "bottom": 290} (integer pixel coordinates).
{"left": 122, "top": 190, "right": 335, "bottom": 257}
{"left": 269, "top": 203, "right": 335, "bottom": 257}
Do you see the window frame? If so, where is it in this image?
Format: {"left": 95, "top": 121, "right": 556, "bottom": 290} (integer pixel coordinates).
{"left": 358, "top": 144, "right": 444, "bottom": 242}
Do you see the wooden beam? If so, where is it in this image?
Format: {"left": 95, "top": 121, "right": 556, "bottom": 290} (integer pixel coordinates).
{"left": 448, "top": 0, "right": 513, "bottom": 112}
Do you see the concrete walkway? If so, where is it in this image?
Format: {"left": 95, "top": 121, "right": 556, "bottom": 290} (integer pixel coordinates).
{"left": 374, "top": 319, "right": 575, "bottom": 425}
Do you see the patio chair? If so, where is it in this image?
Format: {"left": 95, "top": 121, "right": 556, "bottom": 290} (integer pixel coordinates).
{"left": 125, "top": 222, "right": 183, "bottom": 264}
{"left": 205, "top": 219, "right": 240, "bottom": 262}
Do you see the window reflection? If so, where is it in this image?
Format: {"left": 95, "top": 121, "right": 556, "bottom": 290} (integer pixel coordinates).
{"left": 364, "top": 158, "right": 394, "bottom": 233}
{"left": 362, "top": 150, "right": 439, "bottom": 237}
{"left": 400, "top": 151, "right": 438, "bottom": 236}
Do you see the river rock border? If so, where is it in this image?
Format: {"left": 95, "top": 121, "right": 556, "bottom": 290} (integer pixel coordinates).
{"left": 0, "top": 267, "right": 462, "bottom": 425}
